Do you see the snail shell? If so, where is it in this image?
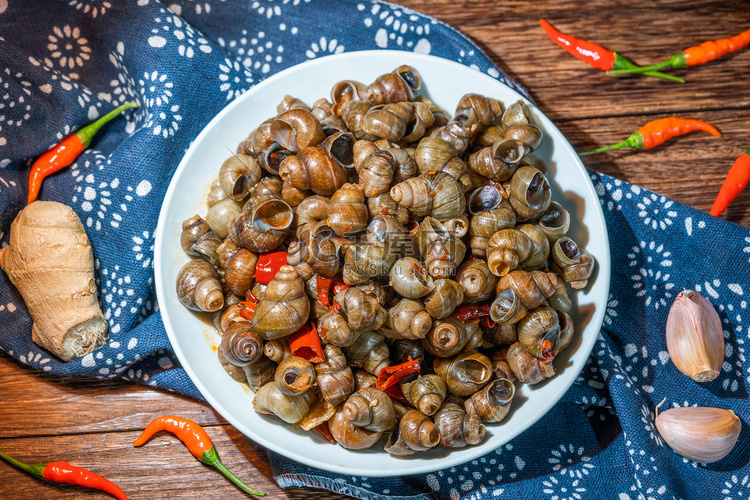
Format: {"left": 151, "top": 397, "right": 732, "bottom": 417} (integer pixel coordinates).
{"left": 176, "top": 260, "right": 224, "bottom": 312}
{"left": 343, "top": 330, "right": 389, "bottom": 376}
{"left": 424, "top": 279, "right": 465, "bottom": 319}
{"left": 552, "top": 237, "right": 595, "bottom": 289}
{"left": 343, "top": 242, "right": 397, "bottom": 286}
{"left": 548, "top": 284, "right": 573, "bottom": 313}
{"left": 248, "top": 119, "right": 274, "bottom": 157}
{"left": 362, "top": 102, "right": 413, "bottom": 143}
{"left": 253, "top": 381, "right": 310, "bottom": 424}
{"left": 367, "top": 192, "right": 410, "bottom": 226}
{"left": 385, "top": 297, "right": 433, "bottom": 339}
{"left": 206, "top": 198, "right": 242, "bottom": 239}
{"left": 216, "top": 239, "right": 240, "bottom": 271}
{"left": 343, "top": 387, "right": 396, "bottom": 432}
{"left": 501, "top": 99, "right": 532, "bottom": 128}
{"left": 539, "top": 201, "right": 570, "bottom": 243}
{"left": 218, "top": 303, "right": 249, "bottom": 335}
{"left": 490, "top": 287, "right": 528, "bottom": 325}
{"left": 318, "top": 310, "right": 359, "bottom": 347}
{"left": 366, "top": 65, "right": 421, "bottom": 104}
{"left": 339, "top": 98, "right": 374, "bottom": 139}
{"left": 219, "top": 154, "right": 262, "bottom": 201}
{"left": 281, "top": 181, "right": 310, "bottom": 208}
{"left": 416, "top": 95, "right": 450, "bottom": 130}
{"left": 434, "top": 351, "right": 493, "bottom": 396}
{"left": 264, "top": 337, "right": 292, "bottom": 363}
{"left": 228, "top": 194, "right": 293, "bottom": 253}
{"left": 508, "top": 166, "right": 551, "bottom": 222}
{"left": 467, "top": 139, "right": 526, "bottom": 181}
{"left": 276, "top": 95, "right": 310, "bottom": 114}
{"left": 259, "top": 142, "right": 295, "bottom": 176}
{"left": 473, "top": 124, "right": 505, "bottom": 150}
{"left": 322, "top": 131, "right": 356, "bottom": 168}
{"left": 315, "top": 344, "right": 355, "bottom": 406}
{"left": 389, "top": 257, "right": 434, "bottom": 298}
{"left": 217, "top": 346, "right": 248, "bottom": 383}
{"left": 455, "top": 93, "right": 502, "bottom": 128}
{"left": 331, "top": 80, "right": 368, "bottom": 108}
{"left": 425, "top": 317, "right": 470, "bottom": 358}
{"left": 252, "top": 176, "right": 283, "bottom": 197}
{"left": 517, "top": 306, "right": 561, "bottom": 360}
{"left": 220, "top": 322, "right": 264, "bottom": 367}
{"left": 402, "top": 101, "right": 436, "bottom": 143}
{"left": 465, "top": 378, "right": 515, "bottom": 423}
{"left": 243, "top": 356, "right": 276, "bottom": 392}
{"left": 353, "top": 369, "right": 378, "bottom": 391}
{"left": 181, "top": 215, "right": 222, "bottom": 268}
{"left": 506, "top": 342, "right": 555, "bottom": 385}
{"left": 389, "top": 338, "right": 425, "bottom": 366}
{"left": 279, "top": 146, "right": 348, "bottom": 196}
{"left": 270, "top": 108, "right": 324, "bottom": 153}
{"left": 224, "top": 249, "right": 258, "bottom": 298}
{"left": 497, "top": 270, "right": 564, "bottom": 310}
{"left": 489, "top": 347, "right": 517, "bottom": 381}
{"left": 556, "top": 309, "right": 575, "bottom": 352}
{"left": 434, "top": 402, "right": 486, "bottom": 448}
{"left": 417, "top": 217, "right": 467, "bottom": 279}
{"left": 334, "top": 287, "right": 387, "bottom": 332}
{"left": 504, "top": 123, "right": 543, "bottom": 152}
{"left": 486, "top": 224, "right": 549, "bottom": 277}
{"left": 457, "top": 259, "right": 497, "bottom": 303}
{"left": 329, "top": 407, "right": 382, "bottom": 450}
{"left": 295, "top": 195, "right": 330, "bottom": 241}
{"left": 430, "top": 118, "right": 475, "bottom": 156}
{"left": 468, "top": 186, "right": 517, "bottom": 257}
{"left": 251, "top": 265, "right": 310, "bottom": 340}
{"left": 402, "top": 374, "right": 447, "bottom": 416}
{"left": 413, "top": 136, "right": 463, "bottom": 175}
{"left": 385, "top": 409, "right": 440, "bottom": 456}
{"left": 327, "top": 183, "right": 369, "bottom": 237}
{"left": 207, "top": 179, "right": 229, "bottom": 208}
{"left": 275, "top": 356, "right": 316, "bottom": 396}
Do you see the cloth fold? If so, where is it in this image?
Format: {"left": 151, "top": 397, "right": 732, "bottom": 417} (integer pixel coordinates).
{"left": 0, "top": 1, "right": 748, "bottom": 499}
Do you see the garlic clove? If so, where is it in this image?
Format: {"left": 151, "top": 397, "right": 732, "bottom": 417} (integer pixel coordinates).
{"left": 665, "top": 290, "right": 724, "bottom": 382}
{"left": 655, "top": 406, "right": 741, "bottom": 463}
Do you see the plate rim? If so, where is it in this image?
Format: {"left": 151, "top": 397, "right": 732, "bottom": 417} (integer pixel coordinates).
{"left": 154, "top": 49, "right": 611, "bottom": 477}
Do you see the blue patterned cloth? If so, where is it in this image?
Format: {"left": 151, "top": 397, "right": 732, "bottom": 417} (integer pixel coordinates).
{"left": 0, "top": 1, "right": 747, "bottom": 499}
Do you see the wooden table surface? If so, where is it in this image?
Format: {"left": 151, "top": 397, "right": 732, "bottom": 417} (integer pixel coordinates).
{"left": 1, "top": 1, "right": 748, "bottom": 499}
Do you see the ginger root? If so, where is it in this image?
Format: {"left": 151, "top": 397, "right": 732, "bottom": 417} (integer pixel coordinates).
{"left": 0, "top": 201, "right": 108, "bottom": 361}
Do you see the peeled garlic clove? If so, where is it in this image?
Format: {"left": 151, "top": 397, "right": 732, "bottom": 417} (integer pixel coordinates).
{"left": 665, "top": 290, "right": 724, "bottom": 382}
{"left": 655, "top": 406, "right": 741, "bottom": 463}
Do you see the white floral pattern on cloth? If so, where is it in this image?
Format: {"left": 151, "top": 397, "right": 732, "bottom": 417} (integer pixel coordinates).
{"left": 0, "top": 2, "right": 748, "bottom": 500}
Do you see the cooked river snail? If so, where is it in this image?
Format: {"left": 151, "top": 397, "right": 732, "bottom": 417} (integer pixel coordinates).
{"left": 176, "top": 64, "right": 595, "bottom": 455}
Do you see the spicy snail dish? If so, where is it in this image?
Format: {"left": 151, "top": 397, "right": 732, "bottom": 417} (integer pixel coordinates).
{"left": 173, "top": 63, "right": 595, "bottom": 456}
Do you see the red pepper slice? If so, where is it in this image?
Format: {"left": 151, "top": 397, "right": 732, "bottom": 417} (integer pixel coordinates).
{"left": 328, "top": 302, "right": 342, "bottom": 313}
{"left": 315, "top": 422, "right": 336, "bottom": 444}
{"left": 238, "top": 301, "right": 257, "bottom": 321}
{"left": 383, "top": 383, "right": 409, "bottom": 405}
{"left": 316, "top": 276, "right": 333, "bottom": 307}
{"left": 376, "top": 359, "right": 420, "bottom": 391}
{"left": 254, "top": 252, "right": 287, "bottom": 284}
{"left": 332, "top": 277, "right": 349, "bottom": 296}
{"left": 480, "top": 316, "right": 496, "bottom": 328}
{"left": 453, "top": 303, "right": 491, "bottom": 322}
{"left": 287, "top": 322, "right": 325, "bottom": 363}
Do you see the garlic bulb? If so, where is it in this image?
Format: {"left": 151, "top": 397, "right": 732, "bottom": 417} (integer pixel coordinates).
{"left": 665, "top": 290, "right": 724, "bottom": 382}
{"left": 655, "top": 405, "right": 741, "bottom": 463}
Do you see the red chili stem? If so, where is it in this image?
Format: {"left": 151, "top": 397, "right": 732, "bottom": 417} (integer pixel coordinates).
{"left": 316, "top": 276, "right": 333, "bottom": 307}
{"left": 26, "top": 102, "right": 138, "bottom": 204}
{"left": 0, "top": 451, "right": 128, "bottom": 500}
{"left": 134, "top": 416, "right": 265, "bottom": 497}
{"left": 710, "top": 148, "right": 750, "bottom": 217}
{"left": 253, "top": 252, "right": 287, "bottom": 284}
{"left": 376, "top": 358, "right": 420, "bottom": 391}
{"left": 287, "top": 322, "right": 325, "bottom": 363}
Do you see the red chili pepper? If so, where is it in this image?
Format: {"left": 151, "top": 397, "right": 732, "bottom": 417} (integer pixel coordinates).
{"left": 316, "top": 276, "right": 333, "bottom": 306}
{"left": 580, "top": 117, "right": 721, "bottom": 156}
{"left": 376, "top": 358, "right": 421, "bottom": 391}
{"left": 480, "top": 316, "right": 496, "bottom": 329}
{"left": 238, "top": 300, "right": 257, "bottom": 321}
{"left": 539, "top": 19, "right": 684, "bottom": 83}
{"left": 710, "top": 147, "right": 750, "bottom": 216}
{"left": 27, "top": 102, "right": 138, "bottom": 204}
{"left": 609, "top": 28, "right": 750, "bottom": 75}
{"left": 540, "top": 340, "right": 556, "bottom": 364}
{"left": 253, "top": 252, "right": 287, "bottom": 284}
{"left": 287, "top": 322, "right": 325, "bottom": 363}
{"left": 315, "top": 422, "right": 336, "bottom": 444}
{"left": 452, "top": 303, "right": 491, "bottom": 322}
{"left": 0, "top": 451, "right": 127, "bottom": 500}
{"left": 383, "top": 382, "right": 410, "bottom": 404}
{"left": 332, "top": 277, "right": 349, "bottom": 295}
{"left": 328, "top": 302, "right": 342, "bottom": 313}
{"left": 134, "top": 416, "right": 266, "bottom": 497}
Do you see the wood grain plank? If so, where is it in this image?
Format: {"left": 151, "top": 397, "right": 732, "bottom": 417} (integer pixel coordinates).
{"left": 0, "top": 354, "right": 224, "bottom": 439}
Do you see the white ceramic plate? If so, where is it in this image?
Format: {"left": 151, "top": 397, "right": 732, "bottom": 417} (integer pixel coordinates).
{"left": 154, "top": 50, "right": 611, "bottom": 477}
